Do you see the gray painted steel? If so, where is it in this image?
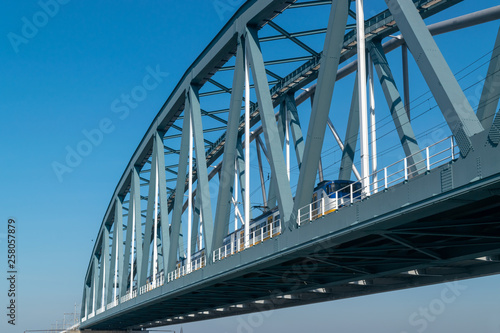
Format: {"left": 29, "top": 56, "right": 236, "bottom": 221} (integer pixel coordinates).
{"left": 477, "top": 25, "right": 500, "bottom": 132}
{"left": 168, "top": 95, "right": 191, "bottom": 273}
{"left": 338, "top": 74, "right": 360, "bottom": 181}
{"left": 212, "top": 39, "right": 245, "bottom": 253}
{"left": 79, "top": 1, "right": 500, "bottom": 330}
{"left": 246, "top": 26, "right": 294, "bottom": 223}
{"left": 385, "top": 0, "right": 484, "bottom": 156}
{"left": 369, "top": 41, "right": 424, "bottom": 173}
{"left": 83, "top": 137, "right": 500, "bottom": 330}
{"left": 155, "top": 131, "right": 170, "bottom": 274}
{"left": 190, "top": 85, "right": 216, "bottom": 262}
{"left": 293, "top": 0, "right": 349, "bottom": 215}
{"left": 286, "top": 94, "right": 305, "bottom": 168}
{"left": 107, "top": 198, "right": 122, "bottom": 304}
{"left": 140, "top": 135, "right": 160, "bottom": 287}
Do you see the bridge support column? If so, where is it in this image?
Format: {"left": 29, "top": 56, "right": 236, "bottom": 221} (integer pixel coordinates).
{"left": 368, "top": 41, "right": 424, "bottom": 174}
{"left": 477, "top": 24, "right": 500, "bottom": 133}
{"left": 255, "top": 135, "right": 267, "bottom": 208}
{"left": 107, "top": 196, "right": 123, "bottom": 304}
{"left": 356, "top": 0, "right": 371, "bottom": 196}
{"left": 293, "top": 0, "right": 349, "bottom": 218}
{"left": 246, "top": 26, "right": 294, "bottom": 224}
{"left": 121, "top": 166, "right": 141, "bottom": 297}
{"left": 236, "top": 135, "right": 251, "bottom": 221}
{"left": 98, "top": 224, "right": 110, "bottom": 310}
{"left": 327, "top": 118, "right": 361, "bottom": 180}
{"left": 191, "top": 195, "right": 201, "bottom": 256}
{"left": 287, "top": 94, "right": 304, "bottom": 169}
{"left": 212, "top": 37, "right": 245, "bottom": 255}
{"left": 339, "top": 74, "right": 360, "bottom": 181}
{"left": 91, "top": 255, "right": 98, "bottom": 314}
{"left": 266, "top": 102, "right": 286, "bottom": 211}
{"left": 189, "top": 84, "right": 215, "bottom": 265}
{"left": 385, "top": 0, "right": 484, "bottom": 156}
{"left": 168, "top": 95, "right": 192, "bottom": 272}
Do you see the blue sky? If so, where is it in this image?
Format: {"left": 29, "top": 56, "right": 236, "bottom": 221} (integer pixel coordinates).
{"left": 1, "top": 1, "right": 500, "bottom": 333}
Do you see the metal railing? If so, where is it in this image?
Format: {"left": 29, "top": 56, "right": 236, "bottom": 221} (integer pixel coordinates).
{"left": 120, "top": 288, "right": 137, "bottom": 303}
{"left": 167, "top": 255, "right": 206, "bottom": 283}
{"left": 213, "top": 220, "right": 282, "bottom": 262}
{"left": 139, "top": 271, "right": 165, "bottom": 295}
{"left": 106, "top": 296, "right": 119, "bottom": 310}
{"left": 297, "top": 136, "right": 458, "bottom": 226}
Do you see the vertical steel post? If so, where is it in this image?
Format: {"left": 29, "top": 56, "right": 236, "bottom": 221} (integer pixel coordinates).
{"left": 384, "top": 167, "right": 388, "bottom": 189}
{"left": 255, "top": 135, "right": 268, "bottom": 208}
{"left": 368, "top": 54, "right": 378, "bottom": 193}
{"left": 286, "top": 104, "right": 290, "bottom": 180}
{"left": 357, "top": 0, "right": 370, "bottom": 196}
{"left": 187, "top": 111, "right": 193, "bottom": 272}
{"left": 244, "top": 50, "right": 250, "bottom": 249}
{"left": 426, "top": 147, "right": 430, "bottom": 171}
{"left": 153, "top": 161, "right": 159, "bottom": 281}
{"left": 404, "top": 158, "right": 408, "bottom": 180}
{"left": 402, "top": 43, "right": 411, "bottom": 119}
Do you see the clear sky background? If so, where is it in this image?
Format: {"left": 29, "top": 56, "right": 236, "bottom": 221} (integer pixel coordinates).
{"left": 1, "top": 1, "right": 500, "bottom": 333}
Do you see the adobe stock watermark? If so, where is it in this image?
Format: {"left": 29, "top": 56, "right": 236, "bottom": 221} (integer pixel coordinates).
{"left": 51, "top": 65, "right": 169, "bottom": 182}
{"left": 7, "top": 0, "right": 71, "bottom": 53}
{"left": 212, "top": 0, "right": 244, "bottom": 22}
{"left": 401, "top": 280, "right": 467, "bottom": 333}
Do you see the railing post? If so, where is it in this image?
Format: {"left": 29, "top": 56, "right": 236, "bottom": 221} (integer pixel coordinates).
{"left": 350, "top": 184, "right": 353, "bottom": 204}
{"left": 404, "top": 157, "right": 408, "bottom": 180}
{"left": 321, "top": 196, "right": 325, "bottom": 215}
{"left": 384, "top": 167, "right": 388, "bottom": 189}
{"left": 426, "top": 147, "right": 430, "bottom": 171}
{"left": 451, "top": 136, "right": 455, "bottom": 159}
{"left": 335, "top": 191, "right": 338, "bottom": 210}
{"left": 309, "top": 204, "right": 312, "bottom": 222}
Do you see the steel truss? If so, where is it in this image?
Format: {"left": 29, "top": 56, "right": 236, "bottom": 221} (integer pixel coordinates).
{"left": 80, "top": 0, "right": 500, "bottom": 329}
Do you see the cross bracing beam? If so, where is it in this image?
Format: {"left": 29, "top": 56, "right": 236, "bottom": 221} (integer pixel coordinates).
{"left": 292, "top": 0, "right": 349, "bottom": 220}
{"left": 260, "top": 28, "right": 328, "bottom": 43}
{"left": 385, "top": 0, "right": 484, "bottom": 156}
{"left": 246, "top": 25, "right": 294, "bottom": 224}
{"left": 219, "top": 56, "right": 315, "bottom": 71}
{"left": 199, "top": 81, "right": 280, "bottom": 97}
{"left": 162, "top": 0, "right": 467, "bottom": 223}
{"left": 120, "top": 166, "right": 141, "bottom": 297}
{"left": 267, "top": 21, "right": 319, "bottom": 56}
{"left": 213, "top": 36, "right": 245, "bottom": 252}
{"left": 477, "top": 24, "right": 500, "bottom": 133}
{"left": 338, "top": 73, "right": 360, "bottom": 181}
{"left": 163, "top": 126, "right": 226, "bottom": 140}
{"left": 189, "top": 85, "right": 216, "bottom": 264}
{"left": 236, "top": 135, "right": 252, "bottom": 221}
{"left": 298, "top": 3, "right": 500, "bottom": 105}
{"left": 168, "top": 94, "right": 192, "bottom": 273}
{"left": 289, "top": 0, "right": 332, "bottom": 9}
{"left": 368, "top": 40, "right": 425, "bottom": 173}
{"left": 107, "top": 197, "right": 123, "bottom": 304}
{"left": 266, "top": 100, "right": 287, "bottom": 211}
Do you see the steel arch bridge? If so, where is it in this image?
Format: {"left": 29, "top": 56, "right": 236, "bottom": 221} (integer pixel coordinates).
{"left": 79, "top": 0, "right": 500, "bottom": 330}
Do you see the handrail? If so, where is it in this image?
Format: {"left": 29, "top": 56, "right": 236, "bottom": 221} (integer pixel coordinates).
{"left": 212, "top": 219, "right": 282, "bottom": 262}
{"left": 297, "top": 136, "right": 458, "bottom": 226}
